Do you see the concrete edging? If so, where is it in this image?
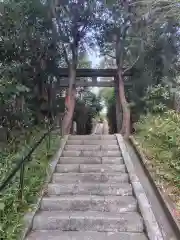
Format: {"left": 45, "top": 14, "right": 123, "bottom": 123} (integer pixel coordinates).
{"left": 21, "top": 134, "right": 69, "bottom": 240}
{"left": 116, "top": 134, "right": 164, "bottom": 240}
{"left": 130, "top": 136, "right": 180, "bottom": 239}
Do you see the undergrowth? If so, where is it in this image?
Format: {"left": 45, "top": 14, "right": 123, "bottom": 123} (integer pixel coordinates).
{"left": 0, "top": 128, "right": 61, "bottom": 239}
{"left": 135, "top": 110, "right": 180, "bottom": 213}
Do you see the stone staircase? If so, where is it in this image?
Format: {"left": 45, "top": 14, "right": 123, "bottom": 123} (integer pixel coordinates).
{"left": 26, "top": 135, "right": 148, "bottom": 240}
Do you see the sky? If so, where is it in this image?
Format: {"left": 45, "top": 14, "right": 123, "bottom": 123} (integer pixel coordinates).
{"left": 87, "top": 50, "right": 101, "bottom": 95}
{"left": 87, "top": 50, "right": 107, "bottom": 114}
{"left": 89, "top": 51, "right": 101, "bottom": 68}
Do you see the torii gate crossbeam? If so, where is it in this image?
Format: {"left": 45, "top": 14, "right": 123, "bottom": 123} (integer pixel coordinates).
{"left": 57, "top": 67, "right": 135, "bottom": 133}
{"left": 57, "top": 68, "right": 133, "bottom": 87}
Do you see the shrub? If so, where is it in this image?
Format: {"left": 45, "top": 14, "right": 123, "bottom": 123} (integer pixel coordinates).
{"left": 143, "top": 84, "right": 171, "bottom": 114}
{"left": 135, "top": 110, "right": 180, "bottom": 188}
{"left": 0, "top": 129, "right": 61, "bottom": 239}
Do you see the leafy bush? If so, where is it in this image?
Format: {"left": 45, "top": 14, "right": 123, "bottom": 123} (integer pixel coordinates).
{"left": 143, "top": 84, "right": 171, "bottom": 113}
{"left": 135, "top": 110, "right": 180, "bottom": 203}
{"left": 0, "top": 130, "right": 61, "bottom": 239}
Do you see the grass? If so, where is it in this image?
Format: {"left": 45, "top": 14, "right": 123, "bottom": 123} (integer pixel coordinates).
{"left": 134, "top": 110, "right": 180, "bottom": 221}
{"left": 0, "top": 127, "right": 61, "bottom": 239}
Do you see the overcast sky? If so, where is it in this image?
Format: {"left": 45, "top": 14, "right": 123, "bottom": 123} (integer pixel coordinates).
{"left": 87, "top": 50, "right": 101, "bottom": 95}
{"left": 87, "top": 51, "right": 107, "bottom": 114}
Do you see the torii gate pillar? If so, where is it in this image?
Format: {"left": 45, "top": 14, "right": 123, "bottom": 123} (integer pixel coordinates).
{"left": 114, "top": 76, "right": 121, "bottom": 133}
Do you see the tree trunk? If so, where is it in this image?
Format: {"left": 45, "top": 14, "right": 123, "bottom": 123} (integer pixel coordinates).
{"left": 114, "top": 76, "right": 122, "bottom": 133}
{"left": 62, "top": 66, "right": 76, "bottom": 135}
{"left": 117, "top": 69, "right": 131, "bottom": 139}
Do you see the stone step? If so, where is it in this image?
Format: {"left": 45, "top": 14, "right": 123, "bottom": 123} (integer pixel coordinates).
{"left": 69, "top": 135, "right": 101, "bottom": 140}
{"left": 32, "top": 211, "right": 144, "bottom": 232}
{"left": 65, "top": 145, "right": 119, "bottom": 151}
{"left": 62, "top": 150, "right": 121, "bottom": 157}
{"left": 25, "top": 134, "right": 150, "bottom": 240}
{"left": 41, "top": 195, "right": 137, "bottom": 212}
{"left": 27, "top": 231, "right": 148, "bottom": 240}
{"left": 67, "top": 140, "right": 118, "bottom": 145}
{"left": 56, "top": 164, "right": 126, "bottom": 173}
{"left": 52, "top": 173, "right": 129, "bottom": 183}
{"left": 47, "top": 183, "right": 133, "bottom": 196}
{"left": 59, "top": 157, "right": 123, "bottom": 164}
{"left": 59, "top": 156, "right": 100, "bottom": 164}
{"left": 69, "top": 135, "right": 116, "bottom": 140}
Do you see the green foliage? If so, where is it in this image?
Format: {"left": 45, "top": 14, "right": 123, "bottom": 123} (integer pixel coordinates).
{"left": 99, "top": 0, "right": 179, "bottom": 123}
{"left": 53, "top": 0, "right": 103, "bottom": 68}
{"left": 98, "top": 88, "right": 117, "bottom": 133}
{"left": 0, "top": 129, "right": 61, "bottom": 239}
{"left": 143, "top": 84, "right": 171, "bottom": 113}
{"left": 125, "top": 12, "right": 180, "bottom": 122}
{"left": 96, "top": 0, "right": 145, "bottom": 69}
{"left": 99, "top": 88, "right": 114, "bottom": 106}
{"left": 97, "top": 0, "right": 180, "bottom": 135}
{"left": 135, "top": 110, "right": 180, "bottom": 188}
{"left": 1, "top": 0, "right": 179, "bottom": 136}
{"left": 75, "top": 89, "right": 103, "bottom": 134}
{"left": 0, "top": 0, "right": 64, "bottom": 131}
{"left": 142, "top": 1, "right": 180, "bottom": 22}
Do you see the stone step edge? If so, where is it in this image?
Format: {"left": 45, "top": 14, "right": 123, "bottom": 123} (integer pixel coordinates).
{"left": 55, "top": 164, "right": 126, "bottom": 173}
{"left": 69, "top": 135, "right": 116, "bottom": 139}
{"left": 26, "top": 230, "right": 148, "bottom": 240}
{"left": 58, "top": 158, "right": 124, "bottom": 165}
{"left": 52, "top": 172, "right": 129, "bottom": 183}
{"left": 62, "top": 151, "right": 122, "bottom": 158}
{"left": 65, "top": 144, "right": 119, "bottom": 147}
{"left": 32, "top": 211, "right": 144, "bottom": 232}
{"left": 40, "top": 195, "right": 136, "bottom": 202}
{"left": 22, "top": 135, "right": 69, "bottom": 240}
{"left": 116, "top": 134, "right": 164, "bottom": 240}
{"left": 66, "top": 140, "right": 118, "bottom": 145}
{"left": 40, "top": 195, "right": 137, "bottom": 212}
{"left": 47, "top": 182, "right": 133, "bottom": 196}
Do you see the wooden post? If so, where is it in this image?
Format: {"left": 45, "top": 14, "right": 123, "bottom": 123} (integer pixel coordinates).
{"left": 114, "top": 76, "right": 121, "bottom": 133}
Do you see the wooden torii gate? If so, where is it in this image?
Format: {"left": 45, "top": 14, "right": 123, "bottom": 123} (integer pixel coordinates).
{"left": 58, "top": 68, "right": 133, "bottom": 133}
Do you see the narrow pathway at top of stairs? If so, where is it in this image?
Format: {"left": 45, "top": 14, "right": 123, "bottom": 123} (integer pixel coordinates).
{"left": 92, "top": 120, "right": 109, "bottom": 135}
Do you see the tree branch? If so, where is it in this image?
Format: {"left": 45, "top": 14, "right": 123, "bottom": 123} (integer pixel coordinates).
{"left": 118, "top": 0, "right": 131, "bottom": 67}
{"left": 62, "top": 5, "right": 69, "bottom": 15}
{"left": 62, "top": 44, "right": 69, "bottom": 67}
{"left": 106, "top": 53, "right": 116, "bottom": 59}
{"left": 71, "top": 42, "right": 78, "bottom": 68}
{"left": 122, "top": 55, "right": 140, "bottom": 76}
{"left": 78, "top": 17, "right": 89, "bottom": 38}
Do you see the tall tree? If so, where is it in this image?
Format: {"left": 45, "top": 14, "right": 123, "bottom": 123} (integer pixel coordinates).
{"left": 143, "top": 1, "right": 180, "bottom": 22}
{"left": 0, "top": 0, "right": 62, "bottom": 136}
{"left": 51, "top": 0, "right": 102, "bottom": 134}
{"left": 96, "top": 0, "right": 145, "bottom": 137}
